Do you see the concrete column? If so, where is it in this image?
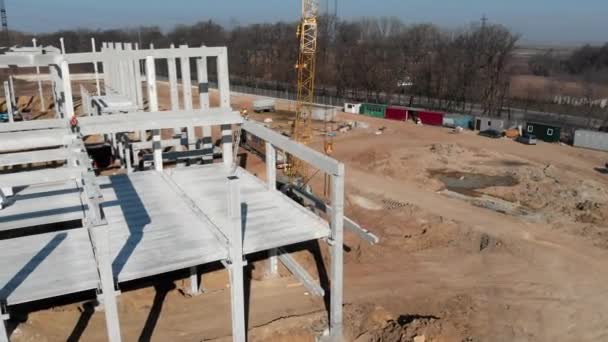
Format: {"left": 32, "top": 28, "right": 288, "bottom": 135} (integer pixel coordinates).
{"left": 32, "top": 38, "right": 46, "bottom": 112}
{"left": 0, "top": 316, "right": 8, "bottom": 342}
{"left": 221, "top": 124, "right": 233, "bottom": 167}
{"left": 265, "top": 142, "right": 279, "bottom": 277}
{"left": 197, "top": 56, "right": 212, "bottom": 164}
{"left": 4, "top": 81, "right": 13, "bottom": 123}
{"left": 133, "top": 43, "right": 144, "bottom": 110}
{"left": 167, "top": 44, "right": 180, "bottom": 136}
{"left": 218, "top": 48, "right": 232, "bottom": 168}
{"left": 90, "top": 226, "right": 122, "bottom": 342}
{"left": 146, "top": 56, "right": 162, "bottom": 171}
{"left": 91, "top": 38, "right": 101, "bottom": 96}
{"left": 124, "top": 43, "right": 137, "bottom": 104}
{"left": 101, "top": 42, "right": 110, "bottom": 94}
{"left": 180, "top": 45, "right": 195, "bottom": 145}
{"left": 60, "top": 60, "right": 75, "bottom": 122}
{"left": 197, "top": 57, "right": 210, "bottom": 110}
{"left": 227, "top": 176, "right": 246, "bottom": 342}
{"left": 59, "top": 37, "right": 65, "bottom": 54}
{"left": 329, "top": 164, "right": 345, "bottom": 340}
{"left": 217, "top": 47, "right": 231, "bottom": 109}
{"left": 189, "top": 266, "right": 200, "bottom": 296}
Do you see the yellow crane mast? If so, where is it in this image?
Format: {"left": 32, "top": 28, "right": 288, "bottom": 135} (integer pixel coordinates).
{"left": 289, "top": 0, "right": 319, "bottom": 180}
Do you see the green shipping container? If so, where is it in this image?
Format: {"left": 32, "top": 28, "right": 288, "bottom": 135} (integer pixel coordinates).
{"left": 525, "top": 122, "right": 561, "bottom": 142}
{"left": 359, "top": 103, "right": 387, "bottom": 118}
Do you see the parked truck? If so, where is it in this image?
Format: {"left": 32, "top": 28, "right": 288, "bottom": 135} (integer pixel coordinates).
{"left": 253, "top": 99, "right": 276, "bottom": 113}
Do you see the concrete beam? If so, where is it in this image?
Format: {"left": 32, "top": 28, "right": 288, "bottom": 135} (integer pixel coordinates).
{"left": 277, "top": 248, "right": 324, "bottom": 297}
{"left": 0, "top": 167, "right": 83, "bottom": 188}
{"left": 242, "top": 120, "right": 341, "bottom": 175}
{"left": 77, "top": 109, "right": 242, "bottom": 136}
{"left": 63, "top": 46, "right": 226, "bottom": 65}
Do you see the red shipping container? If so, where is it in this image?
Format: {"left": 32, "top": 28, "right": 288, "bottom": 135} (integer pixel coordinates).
{"left": 385, "top": 106, "right": 409, "bottom": 121}
{"left": 417, "top": 111, "right": 444, "bottom": 126}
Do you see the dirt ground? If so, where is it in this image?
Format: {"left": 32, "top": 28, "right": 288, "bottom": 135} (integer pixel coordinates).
{"left": 7, "top": 82, "right": 608, "bottom": 342}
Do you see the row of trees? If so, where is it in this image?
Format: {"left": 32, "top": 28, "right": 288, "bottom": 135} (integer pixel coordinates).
{"left": 9, "top": 16, "right": 520, "bottom": 115}
{"left": 529, "top": 43, "right": 608, "bottom": 81}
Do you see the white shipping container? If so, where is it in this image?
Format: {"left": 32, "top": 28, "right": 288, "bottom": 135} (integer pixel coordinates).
{"left": 253, "top": 99, "right": 276, "bottom": 112}
{"left": 311, "top": 106, "right": 337, "bottom": 122}
{"left": 343, "top": 103, "right": 361, "bottom": 114}
{"left": 574, "top": 130, "right": 608, "bottom": 152}
{"left": 474, "top": 116, "right": 505, "bottom": 131}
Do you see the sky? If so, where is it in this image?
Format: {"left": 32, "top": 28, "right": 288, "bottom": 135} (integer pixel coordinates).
{"left": 8, "top": 0, "right": 608, "bottom": 45}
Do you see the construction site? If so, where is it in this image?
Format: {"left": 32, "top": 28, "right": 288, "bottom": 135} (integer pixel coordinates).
{"left": 1, "top": 1, "right": 608, "bottom": 342}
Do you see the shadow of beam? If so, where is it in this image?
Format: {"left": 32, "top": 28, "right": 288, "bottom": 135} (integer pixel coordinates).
{"left": 104, "top": 175, "right": 151, "bottom": 280}
{"left": 0, "top": 233, "right": 67, "bottom": 300}
{"left": 66, "top": 302, "right": 95, "bottom": 342}
{"left": 138, "top": 281, "right": 175, "bottom": 342}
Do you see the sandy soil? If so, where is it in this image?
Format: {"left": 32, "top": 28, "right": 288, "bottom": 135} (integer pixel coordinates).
{"left": 7, "top": 83, "right": 608, "bottom": 342}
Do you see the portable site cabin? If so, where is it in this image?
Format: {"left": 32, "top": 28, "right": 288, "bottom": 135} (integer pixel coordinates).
{"left": 443, "top": 114, "right": 474, "bottom": 129}
{"left": 574, "top": 130, "right": 608, "bottom": 151}
{"left": 344, "top": 103, "right": 361, "bottom": 114}
{"left": 359, "top": 103, "right": 387, "bottom": 118}
{"left": 475, "top": 116, "right": 505, "bottom": 132}
{"left": 415, "top": 110, "right": 444, "bottom": 126}
{"left": 525, "top": 122, "right": 561, "bottom": 142}
{"left": 384, "top": 106, "right": 409, "bottom": 121}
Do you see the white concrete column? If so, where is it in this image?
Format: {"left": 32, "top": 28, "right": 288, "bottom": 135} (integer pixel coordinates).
{"left": 101, "top": 42, "right": 110, "bottom": 94}
{"left": 4, "top": 81, "right": 13, "bottom": 123}
{"left": 197, "top": 56, "right": 212, "bottom": 164}
{"left": 146, "top": 56, "right": 162, "bottom": 171}
{"left": 133, "top": 43, "right": 144, "bottom": 110}
{"left": 32, "top": 38, "right": 46, "bottom": 112}
{"left": 329, "top": 164, "right": 345, "bottom": 340}
{"left": 167, "top": 44, "right": 180, "bottom": 136}
{"left": 0, "top": 316, "right": 8, "bottom": 342}
{"left": 180, "top": 45, "right": 195, "bottom": 145}
{"left": 218, "top": 48, "right": 233, "bottom": 167}
{"left": 90, "top": 226, "right": 123, "bottom": 342}
{"left": 189, "top": 266, "right": 200, "bottom": 296}
{"left": 227, "top": 176, "right": 246, "bottom": 342}
{"left": 124, "top": 43, "right": 137, "bottom": 104}
{"left": 59, "top": 37, "right": 65, "bottom": 54}
{"left": 91, "top": 38, "right": 101, "bottom": 96}
{"left": 265, "top": 142, "right": 278, "bottom": 277}
{"left": 60, "top": 60, "right": 75, "bottom": 122}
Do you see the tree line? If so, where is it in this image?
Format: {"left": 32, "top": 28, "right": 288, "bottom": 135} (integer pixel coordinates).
{"left": 10, "top": 17, "right": 521, "bottom": 115}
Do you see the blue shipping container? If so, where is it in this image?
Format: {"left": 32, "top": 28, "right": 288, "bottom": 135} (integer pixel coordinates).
{"left": 443, "top": 114, "right": 473, "bottom": 129}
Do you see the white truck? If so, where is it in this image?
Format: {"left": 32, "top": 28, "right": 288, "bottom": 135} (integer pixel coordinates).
{"left": 253, "top": 99, "right": 276, "bottom": 113}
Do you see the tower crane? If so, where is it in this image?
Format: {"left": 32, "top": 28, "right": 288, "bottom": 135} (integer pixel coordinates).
{"left": 288, "top": 0, "right": 319, "bottom": 182}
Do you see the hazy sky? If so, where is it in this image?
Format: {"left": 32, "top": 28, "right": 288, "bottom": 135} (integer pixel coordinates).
{"left": 8, "top": 0, "right": 607, "bottom": 44}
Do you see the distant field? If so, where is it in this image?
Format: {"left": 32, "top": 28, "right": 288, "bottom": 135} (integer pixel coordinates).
{"left": 510, "top": 75, "right": 608, "bottom": 101}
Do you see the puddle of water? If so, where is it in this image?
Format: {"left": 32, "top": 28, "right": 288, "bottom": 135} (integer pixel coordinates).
{"left": 429, "top": 169, "right": 519, "bottom": 197}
